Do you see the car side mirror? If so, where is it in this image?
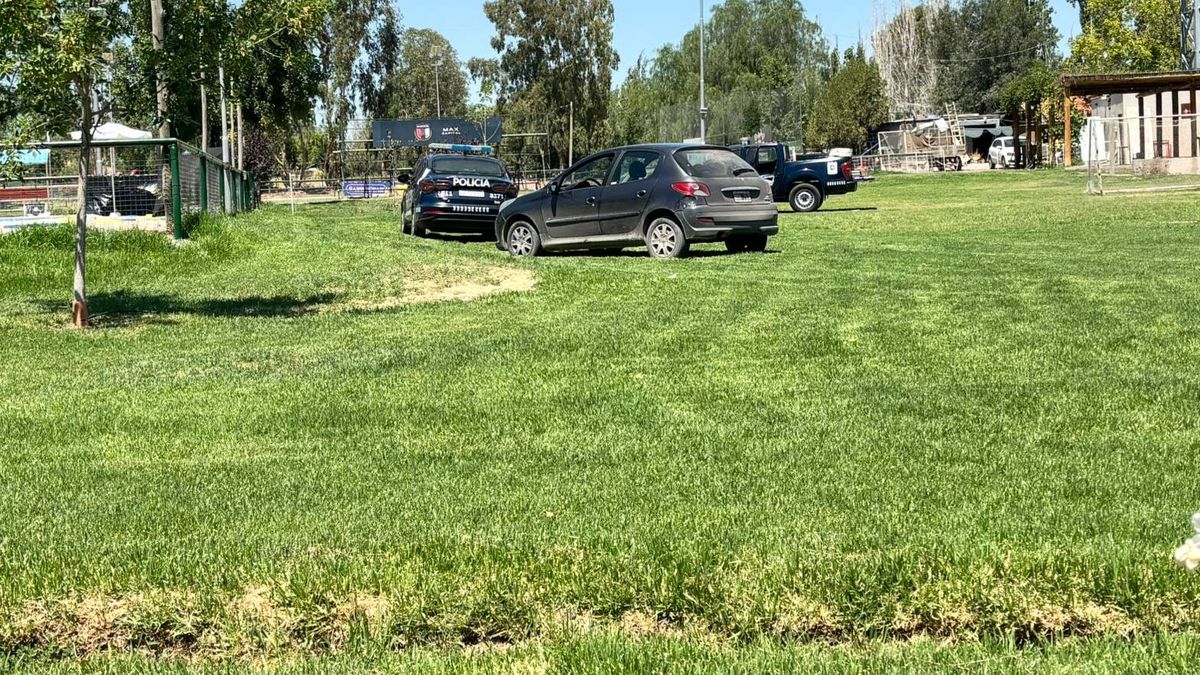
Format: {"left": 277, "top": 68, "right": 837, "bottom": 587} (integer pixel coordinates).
{"left": 396, "top": 172, "right": 412, "bottom": 184}
{"left": 548, "top": 182, "right": 560, "bottom": 194}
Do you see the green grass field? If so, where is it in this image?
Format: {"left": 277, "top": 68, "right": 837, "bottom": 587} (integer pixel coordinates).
{"left": 2, "top": 169, "right": 1199, "bottom": 672}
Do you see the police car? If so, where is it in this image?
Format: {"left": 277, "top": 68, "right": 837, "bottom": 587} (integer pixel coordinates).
{"left": 400, "top": 145, "right": 518, "bottom": 236}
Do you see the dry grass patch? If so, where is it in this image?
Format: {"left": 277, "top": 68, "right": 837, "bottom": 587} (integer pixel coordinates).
{"left": 337, "top": 265, "right": 536, "bottom": 312}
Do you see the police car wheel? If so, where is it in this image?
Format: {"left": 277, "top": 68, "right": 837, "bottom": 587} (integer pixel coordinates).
{"left": 788, "top": 184, "right": 822, "bottom": 213}
{"left": 411, "top": 217, "right": 427, "bottom": 237}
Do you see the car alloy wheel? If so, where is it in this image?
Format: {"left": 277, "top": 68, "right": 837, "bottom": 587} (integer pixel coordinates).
{"left": 647, "top": 218, "right": 686, "bottom": 259}
{"left": 508, "top": 222, "right": 539, "bottom": 257}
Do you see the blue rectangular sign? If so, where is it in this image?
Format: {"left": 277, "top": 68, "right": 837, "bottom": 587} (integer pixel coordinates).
{"left": 343, "top": 180, "right": 393, "bottom": 199}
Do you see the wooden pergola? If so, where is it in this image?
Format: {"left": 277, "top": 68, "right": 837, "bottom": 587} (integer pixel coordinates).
{"left": 1060, "top": 71, "right": 1200, "bottom": 166}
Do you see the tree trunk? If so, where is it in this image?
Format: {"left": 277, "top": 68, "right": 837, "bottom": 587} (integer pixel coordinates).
{"left": 73, "top": 76, "right": 93, "bottom": 328}
{"left": 151, "top": 0, "right": 169, "bottom": 138}
{"left": 1024, "top": 103, "right": 1034, "bottom": 169}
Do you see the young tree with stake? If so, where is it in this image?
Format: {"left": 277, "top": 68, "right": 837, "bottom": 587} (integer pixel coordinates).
{"left": 1, "top": 0, "right": 123, "bottom": 327}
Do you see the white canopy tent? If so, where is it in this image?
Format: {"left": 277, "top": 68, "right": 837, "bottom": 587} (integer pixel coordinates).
{"left": 70, "top": 122, "right": 153, "bottom": 141}
{"left": 69, "top": 123, "right": 155, "bottom": 216}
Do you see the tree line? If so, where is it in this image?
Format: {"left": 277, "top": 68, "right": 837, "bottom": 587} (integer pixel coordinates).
{"left": 2, "top": 0, "right": 1184, "bottom": 179}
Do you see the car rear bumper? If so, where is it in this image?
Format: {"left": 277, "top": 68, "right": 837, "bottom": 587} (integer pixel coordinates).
{"left": 823, "top": 178, "right": 858, "bottom": 196}
{"left": 416, "top": 202, "right": 503, "bottom": 232}
{"left": 677, "top": 204, "right": 779, "bottom": 240}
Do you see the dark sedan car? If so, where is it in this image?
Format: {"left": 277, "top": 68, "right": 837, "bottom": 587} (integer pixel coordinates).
{"left": 401, "top": 154, "right": 518, "bottom": 236}
{"left": 494, "top": 144, "right": 779, "bottom": 258}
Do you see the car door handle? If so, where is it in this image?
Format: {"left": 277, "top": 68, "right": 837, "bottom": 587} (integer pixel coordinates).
{"left": 586, "top": 196, "right": 597, "bottom": 205}
{"left": 636, "top": 190, "right": 647, "bottom": 198}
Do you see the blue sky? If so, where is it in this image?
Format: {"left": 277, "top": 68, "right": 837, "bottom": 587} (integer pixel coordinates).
{"left": 403, "top": 0, "right": 1080, "bottom": 102}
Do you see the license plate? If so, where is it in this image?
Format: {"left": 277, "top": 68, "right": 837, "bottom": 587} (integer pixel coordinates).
{"left": 458, "top": 190, "right": 485, "bottom": 198}
{"left": 734, "top": 195, "right": 752, "bottom": 203}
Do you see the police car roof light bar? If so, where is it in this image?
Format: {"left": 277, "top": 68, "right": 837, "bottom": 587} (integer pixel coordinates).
{"left": 428, "top": 143, "right": 493, "bottom": 156}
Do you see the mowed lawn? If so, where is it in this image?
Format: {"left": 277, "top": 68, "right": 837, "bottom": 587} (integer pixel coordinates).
{"left": 1, "top": 170, "right": 1199, "bottom": 672}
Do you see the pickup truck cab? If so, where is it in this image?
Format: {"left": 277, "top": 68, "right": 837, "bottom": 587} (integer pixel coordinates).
{"left": 729, "top": 143, "right": 857, "bottom": 212}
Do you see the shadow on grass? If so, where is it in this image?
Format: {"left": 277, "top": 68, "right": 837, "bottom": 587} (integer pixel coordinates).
{"left": 815, "top": 207, "right": 879, "bottom": 213}
{"left": 420, "top": 232, "right": 495, "bottom": 244}
{"left": 546, "top": 248, "right": 781, "bottom": 259}
{"left": 37, "top": 291, "right": 342, "bottom": 328}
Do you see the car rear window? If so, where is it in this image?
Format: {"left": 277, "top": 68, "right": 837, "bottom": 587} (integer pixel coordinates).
{"left": 430, "top": 156, "right": 507, "bottom": 177}
{"left": 674, "top": 148, "right": 757, "bottom": 178}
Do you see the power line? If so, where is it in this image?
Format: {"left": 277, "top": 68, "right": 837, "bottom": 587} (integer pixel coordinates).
{"left": 931, "top": 43, "right": 1046, "bottom": 63}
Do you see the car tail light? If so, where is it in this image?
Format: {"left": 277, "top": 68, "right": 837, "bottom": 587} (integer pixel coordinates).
{"left": 671, "top": 181, "right": 710, "bottom": 198}
{"left": 419, "top": 179, "right": 451, "bottom": 193}
{"left": 841, "top": 161, "right": 854, "bottom": 180}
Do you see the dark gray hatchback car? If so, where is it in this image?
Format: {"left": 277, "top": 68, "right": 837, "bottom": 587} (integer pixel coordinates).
{"left": 495, "top": 144, "right": 779, "bottom": 258}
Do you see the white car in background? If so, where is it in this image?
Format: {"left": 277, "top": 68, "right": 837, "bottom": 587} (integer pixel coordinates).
{"left": 988, "top": 137, "right": 1015, "bottom": 169}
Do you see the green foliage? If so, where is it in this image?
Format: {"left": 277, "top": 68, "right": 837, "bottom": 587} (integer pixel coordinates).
{"left": 1066, "top": 0, "right": 1179, "bottom": 72}
{"left": 607, "top": 0, "right": 827, "bottom": 146}
{"left": 161, "top": 0, "right": 232, "bottom": 140}
{"left": 357, "top": 2, "right": 402, "bottom": 120}
{"left": 805, "top": 47, "right": 890, "bottom": 152}
{"left": 605, "top": 57, "right": 659, "bottom": 146}
{"left": 230, "top": 0, "right": 329, "bottom": 131}
{"left": 999, "top": 61, "right": 1060, "bottom": 111}
{"left": 999, "top": 61, "right": 1085, "bottom": 149}
{"left": 360, "top": 25, "right": 469, "bottom": 120}
{"left": 317, "top": 0, "right": 382, "bottom": 136}
{"left": 0, "top": 0, "right": 124, "bottom": 176}
{"left": 471, "top": 0, "right": 619, "bottom": 162}
{"left": 101, "top": 0, "right": 328, "bottom": 143}
{"left": 3, "top": 0, "right": 331, "bottom": 184}
{"left": 926, "top": 0, "right": 1059, "bottom": 113}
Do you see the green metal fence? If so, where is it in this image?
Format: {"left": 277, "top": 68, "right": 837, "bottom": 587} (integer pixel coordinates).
{"left": 27, "top": 138, "right": 255, "bottom": 240}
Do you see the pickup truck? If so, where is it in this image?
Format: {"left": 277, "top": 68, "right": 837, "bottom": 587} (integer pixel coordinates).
{"left": 728, "top": 143, "right": 857, "bottom": 212}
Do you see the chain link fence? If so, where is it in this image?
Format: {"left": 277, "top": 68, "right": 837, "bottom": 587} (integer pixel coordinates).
{"left": 654, "top": 90, "right": 804, "bottom": 146}
{"left": 1, "top": 139, "right": 254, "bottom": 238}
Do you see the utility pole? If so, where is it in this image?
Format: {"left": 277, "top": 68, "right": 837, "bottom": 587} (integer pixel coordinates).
{"left": 219, "top": 61, "right": 231, "bottom": 211}
{"left": 200, "top": 74, "right": 208, "bottom": 152}
{"left": 432, "top": 47, "right": 443, "bottom": 118}
{"left": 1185, "top": 0, "right": 1200, "bottom": 70}
{"left": 568, "top": 102, "right": 574, "bottom": 166}
{"left": 199, "top": 24, "right": 208, "bottom": 151}
{"left": 199, "top": 25, "right": 208, "bottom": 152}
{"left": 150, "top": 0, "right": 169, "bottom": 138}
{"left": 237, "top": 99, "right": 244, "bottom": 170}
{"left": 435, "top": 61, "right": 442, "bottom": 117}
{"left": 699, "top": 0, "right": 708, "bottom": 143}
{"left": 104, "top": 51, "right": 116, "bottom": 212}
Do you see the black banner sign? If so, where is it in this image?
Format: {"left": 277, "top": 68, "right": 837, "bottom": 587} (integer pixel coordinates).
{"left": 371, "top": 117, "right": 503, "bottom": 148}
